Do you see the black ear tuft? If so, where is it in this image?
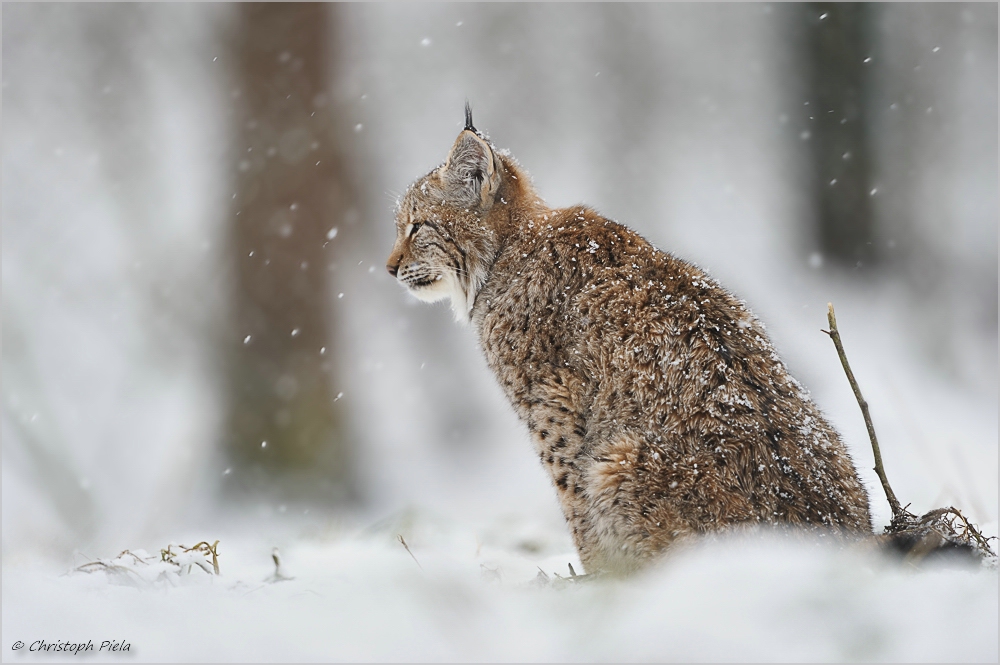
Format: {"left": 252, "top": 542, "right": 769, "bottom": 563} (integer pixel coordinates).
{"left": 464, "top": 100, "right": 475, "bottom": 132}
{"left": 442, "top": 125, "right": 500, "bottom": 209}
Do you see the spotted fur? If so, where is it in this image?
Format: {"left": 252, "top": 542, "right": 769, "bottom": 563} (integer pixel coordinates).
{"left": 386, "top": 115, "right": 873, "bottom": 575}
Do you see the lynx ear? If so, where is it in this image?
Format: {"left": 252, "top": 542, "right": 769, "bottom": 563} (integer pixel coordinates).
{"left": 440, "top": 129, "right": 501, "bottom": 210}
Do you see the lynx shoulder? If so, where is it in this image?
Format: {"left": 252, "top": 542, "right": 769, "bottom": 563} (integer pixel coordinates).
{"left": 386, "top": 109, "right": 872, "bottom": 575}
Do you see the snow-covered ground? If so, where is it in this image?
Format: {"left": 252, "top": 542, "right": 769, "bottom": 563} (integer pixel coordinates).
{"left": 3, "top": 511, "right": 997, "bottom": 662}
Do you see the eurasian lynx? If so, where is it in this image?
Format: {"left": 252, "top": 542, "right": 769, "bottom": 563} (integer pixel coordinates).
{"left": 386, "top": 108, "right": 872, "bottom": 574}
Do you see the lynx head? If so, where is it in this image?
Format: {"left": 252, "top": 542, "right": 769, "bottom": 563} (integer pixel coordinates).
{"left": 386, "top": 105, "right": 513, "bottom": 322}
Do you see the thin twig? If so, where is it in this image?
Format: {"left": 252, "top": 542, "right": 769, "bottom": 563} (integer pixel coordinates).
{"left": 397, "top": 534, "right": 423, "bottom": 571}
{"left": 823, "top": 302, "right": 902, "bottom": 518}
{"left": 944, "top": 506, "right": 997, "bottom": 557}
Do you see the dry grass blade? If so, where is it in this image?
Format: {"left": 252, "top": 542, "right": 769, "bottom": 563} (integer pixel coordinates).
{"left": 264, "top": 546, "right": 294, "bottom": 583}
{"left": 397, "top": 534, "right": 423, "bottom": 571}
{"left": 71, "top": 540, "right": 223, "bottom": 587}
{"left": 74, "top": 560, "right": 144, "bottom": 580}
{"left": 161, "top": 540, "right": 221, "bottom": 575}
{"left": 186, "top": 541, "right": 221, "bottom": 575}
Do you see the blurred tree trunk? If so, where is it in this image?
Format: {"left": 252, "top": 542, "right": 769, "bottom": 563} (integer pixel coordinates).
{"left": 224, "top": 3, "right": 353, "bottom": 505}
{"left": 804, "top": 3, "right": 878, "bottom": 267}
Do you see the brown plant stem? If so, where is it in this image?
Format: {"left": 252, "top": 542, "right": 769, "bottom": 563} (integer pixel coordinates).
{"left": 823, "top": 302, "right": 902, "bottom": 518}
{"left": 397, "top": 535, "right": 423, "bottom": 571}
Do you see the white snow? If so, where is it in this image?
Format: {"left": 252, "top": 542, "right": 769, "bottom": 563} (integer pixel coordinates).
{"left": 2, "top": 517, "right": 995, "bottom": 661}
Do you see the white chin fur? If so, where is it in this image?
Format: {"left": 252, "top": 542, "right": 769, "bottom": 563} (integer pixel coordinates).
{"left": 404, "top": 272, "right": 472, "bottom": 324}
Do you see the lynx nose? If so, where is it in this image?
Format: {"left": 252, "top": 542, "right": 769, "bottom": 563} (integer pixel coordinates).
{"left": 386, "top": 249, "right": 404, "bottom": 277}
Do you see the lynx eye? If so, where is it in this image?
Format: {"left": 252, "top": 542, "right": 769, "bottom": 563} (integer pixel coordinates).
{"left": 407, "top": 222, "right": 423, "bottom": 238}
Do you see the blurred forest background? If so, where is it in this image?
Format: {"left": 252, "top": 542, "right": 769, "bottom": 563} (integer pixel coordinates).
{"left": 3, "top": 3, "right": 997, "bottom": 559}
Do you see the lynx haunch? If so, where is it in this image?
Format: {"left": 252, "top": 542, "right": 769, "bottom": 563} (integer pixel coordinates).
{"left": 386, "top": 107, "right": 872, "bottom": 575}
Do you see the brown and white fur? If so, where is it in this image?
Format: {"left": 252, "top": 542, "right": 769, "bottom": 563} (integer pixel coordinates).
{"left": 386, "top": 108, "right": 873, "bottom": 575}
